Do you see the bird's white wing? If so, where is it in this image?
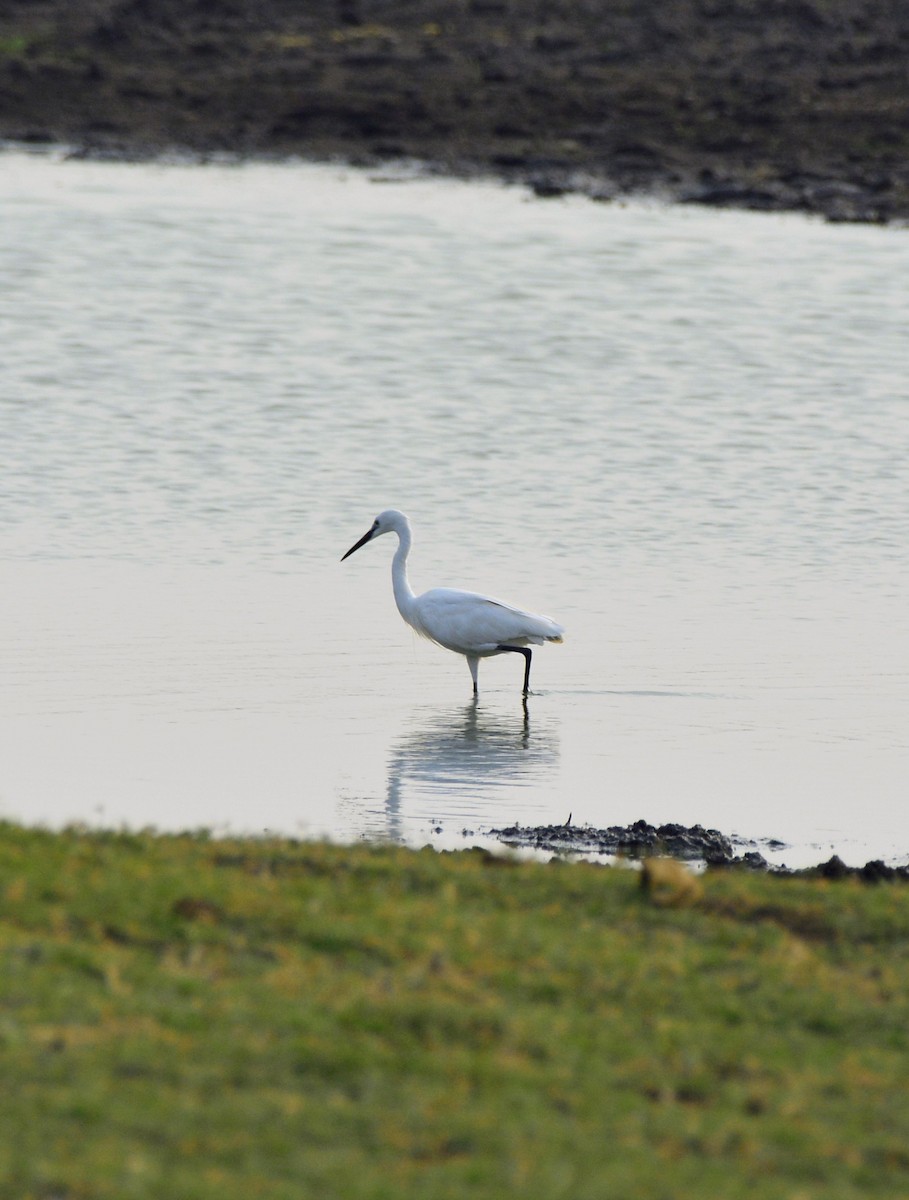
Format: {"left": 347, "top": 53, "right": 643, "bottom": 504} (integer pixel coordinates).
{"left": 413, "top": 588, "right": 564, "bottom": 654}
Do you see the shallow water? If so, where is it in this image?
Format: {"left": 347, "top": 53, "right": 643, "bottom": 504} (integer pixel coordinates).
{"left": 1, "top": 149, "right": 907, "bottom": 865}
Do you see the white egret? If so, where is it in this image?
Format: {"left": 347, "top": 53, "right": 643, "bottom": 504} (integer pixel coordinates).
{"left": 341, "top": 509, "right": 564, "bottom": 695}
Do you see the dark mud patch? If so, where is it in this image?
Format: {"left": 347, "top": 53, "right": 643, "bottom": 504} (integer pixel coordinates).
{"left": 490, "top": 818, "right": 909, "bottom": 880}
{"left": 1, "top": 0, "right": 909, "bottom": 223}
{"left": 492, "top": 818, "right": 749, "bottom": 863}
{"left": 807, "top": 854, "right": 909, "bottom": 884}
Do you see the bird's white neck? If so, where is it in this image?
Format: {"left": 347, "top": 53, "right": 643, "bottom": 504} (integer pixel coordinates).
{"left": 391, "top": 521, "right": 418, "bottom": 624}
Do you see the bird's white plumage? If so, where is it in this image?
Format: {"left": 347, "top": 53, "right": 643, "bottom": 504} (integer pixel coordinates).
{"left": 341, "top": 509, "right": 564, "bottom": 694}
{"left": 411, "top": 588, "right": 563, "bottom": 654}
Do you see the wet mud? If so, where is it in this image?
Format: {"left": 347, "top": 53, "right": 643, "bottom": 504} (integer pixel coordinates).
{"left": 2, "top": 0, "right": 909, "bottom": 222}
{"left": 490, "top": 818, "right": 909, "bottom": 879}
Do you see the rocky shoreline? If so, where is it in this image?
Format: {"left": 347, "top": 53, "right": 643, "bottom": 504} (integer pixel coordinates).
{"left": 2, "top": 0, "right": 909, "bottom": 224}
{"left": 490, "top": 819, "right": 909, "bottom": 880}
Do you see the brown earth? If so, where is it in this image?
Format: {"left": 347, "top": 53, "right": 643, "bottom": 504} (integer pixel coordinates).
{"left": 1, "top": 0, "right": 908, "bottom": 221}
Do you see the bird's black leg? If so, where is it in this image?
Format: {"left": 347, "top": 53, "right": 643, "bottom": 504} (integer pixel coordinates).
{"left": 467, "top": 655, "right": 480, "bottom": 696}
{"left": 497, "top": 646, "right": 533, "bottom": 695}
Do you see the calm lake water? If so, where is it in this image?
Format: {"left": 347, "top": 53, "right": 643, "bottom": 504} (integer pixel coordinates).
{"left": 1, "top": 148, "right": 907, "bottom": 866}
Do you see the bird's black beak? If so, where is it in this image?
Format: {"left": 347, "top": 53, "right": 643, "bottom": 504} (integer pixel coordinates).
{"left": 341, "top": 526, "right": 375, "bottom": 562}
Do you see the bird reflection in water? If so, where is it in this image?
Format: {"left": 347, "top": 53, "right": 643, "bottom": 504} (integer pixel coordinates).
{"left": 383, "top": 699, "right": 559, "bottom": 841}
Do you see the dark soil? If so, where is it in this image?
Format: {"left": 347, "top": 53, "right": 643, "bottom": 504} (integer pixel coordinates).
{"left": 492, "top": 818, "right": 740, "bottom": 862}
{"left": 2, "top": 0, "right": 908, "bottom": 222}
{"left": 490, "top": 818, "right": 909, "bottom": 878}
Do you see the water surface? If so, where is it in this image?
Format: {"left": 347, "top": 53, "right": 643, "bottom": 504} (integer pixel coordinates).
{"left": 2, "top": 150, "right": 907, "bottom": 865}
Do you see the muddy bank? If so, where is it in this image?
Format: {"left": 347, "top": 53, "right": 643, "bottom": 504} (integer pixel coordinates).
{"left": 1, "top": 0, "right": 909, "bottom": 222}
{"left": 490, "top": 818, "right": 909, "bottom": 879}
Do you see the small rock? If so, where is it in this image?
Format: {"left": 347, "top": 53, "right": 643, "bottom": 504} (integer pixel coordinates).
{"left": 818, "top": 855, "right": 850, "bottom": 880}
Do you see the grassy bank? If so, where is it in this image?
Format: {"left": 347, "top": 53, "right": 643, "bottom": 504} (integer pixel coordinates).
{"left": 2, "top": 823, "right": 909, "bottom": 1199}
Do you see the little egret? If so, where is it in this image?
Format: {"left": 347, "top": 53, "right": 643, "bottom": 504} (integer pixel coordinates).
{"left": 341, "top": 509, "right": 564, "bottom": 695}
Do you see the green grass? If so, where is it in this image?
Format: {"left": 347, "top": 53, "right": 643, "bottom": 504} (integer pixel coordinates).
{"left": 2, "top": 823, "right": 909, "bottom": 1198}
{"left": 0, "top": 34, "right": 32, "bottom": 57}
